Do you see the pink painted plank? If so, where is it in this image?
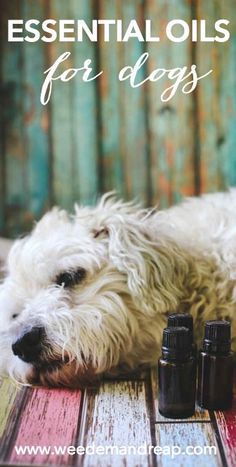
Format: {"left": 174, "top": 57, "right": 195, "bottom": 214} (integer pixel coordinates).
{"left": 215, "top": 372, "right": 236, "bottom": 467}
{"left": 9, "top": 387, "right": 82, "bottom": 465}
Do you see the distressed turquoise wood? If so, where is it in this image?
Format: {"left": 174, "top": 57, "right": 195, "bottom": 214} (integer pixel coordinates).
{"left": 196, "top": 0, "right": 222, "bottom": 193}
{"left": 1, "top": 0, "right": 27, "bottom": 236}
{"left": 146, "top": 0, "right": 195, "bottom": 207}
{"left": 99, "top": 0, "right": 149, "bottom": 201}
{"left": 49, "top": 0, "right": 75, "bottom": 209}
{"left": 0, "top": 12, "right": 4, "bottom": 234}
{"left": 22, "top": 0, "right": 51, "bottom": 219}
{"left": 120, "top": 0, "right": 149, "bottom": 203}
{"left": 0, "top": 0, "right": 236, "bottom": 236}
{"left": 216, "top": 0, "right": 236, "bottom": 189}
{"left": 98, "top": 0, "right": 125, "bottom": 195}
{"left": 195, "top": 0, "right": 236, "bottom": 193}
{"left": 70, "top": 0, "right": 99, "bottom": 205}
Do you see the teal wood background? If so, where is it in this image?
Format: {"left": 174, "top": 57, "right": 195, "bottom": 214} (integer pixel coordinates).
{"left": 0, "top": 0, "right": 236, "bottom": 236}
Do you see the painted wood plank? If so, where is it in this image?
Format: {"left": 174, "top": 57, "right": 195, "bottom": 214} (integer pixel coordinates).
{"left": 215, "top": 408, "right": 236, "bottom": 467}
{"left": 119, "top": 0, "right": 149, "bottom": 203}
{"left": 0, "top": 378, "right": 21, "bottom": 438}
{"left": 98, "top": 0, "right": 125, "bottom": 194}
{"left": 214, "top": 371, "right": 236, "bottom": 467}
{"left": 195, "top": 0, "right": 236, "bottom": 193}
{"left": 146, "top": 0, "right": 195, "bottom": 207}
{"left": 49, "top": 0, "right": 99, "bottom": 209}
{"left": 155, "top": 422, "right": 222, "bottom": 467}
{"left": 0, "top": 12, "right": 4, "bottom": 235}
{"left": 9, "top": 387, "right": 82, "bottom": 465}
{"left": 1, "top": 1, "right": 27, "bottom": 236}
{"left": 195, "top": 0, "right": 222, "bottom": 194}
{"left": 151, "top": 367, "right": 210, "bottom": 422}
{"left": 78, "top": 381, "right": 153, "bottom": 467}
{"left": 21, "top": 0, "right": 50, "bottom": 222}
{"left": 49, "top": 1, "right": 74, "bottom": 209}
{"left": 70, "top": 0, "right": 99, "bottom": 205}
{"left": 0, "top": 378, "right": 27, "bottom": 462}
{"left": 99, "top": 0, "right": 149, "bottom": 202}
{"left": 215, "top": 0, "right": 236, "bottom": 189}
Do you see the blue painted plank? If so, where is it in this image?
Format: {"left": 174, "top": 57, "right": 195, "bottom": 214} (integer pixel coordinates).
{"left": 195, "top": 0, "right": 236, "bottom": 192}
{"left": 70, "top": 0, "right": 99, "bottom": 205}
{"left": 22, "top": 0, "right": 51, "bottom": 219}
{"left": 214, "top": 0, "right": 236, "bottom": 189}
{"left": 98, "top": 0, "right": 125, "bottom": 195}
{"left": 49, "top": 0, "right": 74, "bottom": 209}
{"left": 1, "top": 0, "right": 27, "bottom": 236}
{"left": 120, "top": 0, "right": 149, "bottom": 203}
{"left": 146, "top": 0, "right": 195, "bottom": 207}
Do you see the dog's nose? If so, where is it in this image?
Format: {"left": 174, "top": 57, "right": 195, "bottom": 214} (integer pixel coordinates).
{"left": 12, "top": 327, "right": 45, "bottom": 363}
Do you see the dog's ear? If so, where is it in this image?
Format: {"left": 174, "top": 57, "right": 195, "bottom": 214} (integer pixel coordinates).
{"left": 96, "top": 219, "right": 184, "bottom": 315}
{"left": 33, "top": 208, "right": 70, "bottom": 235}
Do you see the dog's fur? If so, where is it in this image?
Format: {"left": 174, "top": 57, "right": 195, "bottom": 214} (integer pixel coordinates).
{"left": 0, "top": 191, "right": 235, "bottom": 387}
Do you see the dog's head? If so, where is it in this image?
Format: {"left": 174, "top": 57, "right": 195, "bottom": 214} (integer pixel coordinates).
{"left": 0, "top": 195, "right": 181, "bottom": 387}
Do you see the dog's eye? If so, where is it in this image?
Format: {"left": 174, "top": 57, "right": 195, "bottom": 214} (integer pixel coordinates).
{"left": 56, "top": 268, "right": 86, "bottom": 288}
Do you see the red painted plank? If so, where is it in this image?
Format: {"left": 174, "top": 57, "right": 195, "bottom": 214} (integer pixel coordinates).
{"left": 215, "top": 372, "right": 236, "bottom": 467}
{"left": 9, "top": 387, "right": 82, "bottom": 465}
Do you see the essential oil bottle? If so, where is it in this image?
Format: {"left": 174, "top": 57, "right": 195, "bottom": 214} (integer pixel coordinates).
{"left": 168, "top": 313, "right": 197, "bottom": 357}
{"left": 198, "top": 320, "right": 234, "bottom": 410}
{"left": 158, "top": 327, "right": 196, "bottom": 419}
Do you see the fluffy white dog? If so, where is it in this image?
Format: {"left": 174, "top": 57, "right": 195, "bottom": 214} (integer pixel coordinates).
{"left": 0, "top": 191, "right": 235, "bottom": 387}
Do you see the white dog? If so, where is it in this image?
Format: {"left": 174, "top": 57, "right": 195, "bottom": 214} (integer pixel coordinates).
{"left": 0, "top": 191, "right": 235, "bottom": 387}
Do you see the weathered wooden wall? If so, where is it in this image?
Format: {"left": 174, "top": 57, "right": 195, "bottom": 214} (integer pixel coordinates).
{"left": 0, "top": 0, "right": 236, "bottom": 236}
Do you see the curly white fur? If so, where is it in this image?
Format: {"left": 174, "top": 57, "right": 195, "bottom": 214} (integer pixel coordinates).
{"left": 0, "top": 190, "right": 235, "bottom": 387}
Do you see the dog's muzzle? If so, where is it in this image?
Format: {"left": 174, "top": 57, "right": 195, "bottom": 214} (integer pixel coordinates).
{"left": 12, "top": 326, "right": 45, "bottom": 363}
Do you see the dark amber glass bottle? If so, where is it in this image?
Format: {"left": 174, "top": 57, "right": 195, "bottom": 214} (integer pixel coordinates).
{"left": 168, "top": 313, "right": 197, "bottom": 357}
{"left": 158, "top": 327, "right": 196, "bottom": 419}
{"left": 198, "top": 320, "right": 234, "bottom": 410}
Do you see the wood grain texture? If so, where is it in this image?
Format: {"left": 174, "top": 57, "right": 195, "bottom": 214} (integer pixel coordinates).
{"left": 70, "top": 0, "right": 99, "bottom": 205}
{"left": 78, "top": 381, "right": 153, "bottom": 467}
{"left": 155, "top": 422, "right": 222, "bottom": 467}
{"left": 49, "top": 0, "right": 74, "bottom": 209}
{"left": 0, "top": 378, "right": 21, "bottom": 439}
{"left": 215, "top": 0, "right": 236, "bottom": 189}
{"left": 195, "top": 0, "right": 236, "bottom": 193}
{"left": 120, "top": 0, "right": 149, "bottom": 203}
{"left": 0, "top": 378, "right": 27, "bottom": 462}
{"left": 214, "top": 372, "right": 236, "bottom": 467}
{"left": 21, "top": 0, "right": 50, "bottom": 222}
{"left": 146, "top": 0, "right": 195, "bottom": 207}
{"left": 49, "top": 0, "right": 99, "bottom": 208}
{"left": 1, "top": 0, "right": 27, "bottom": 236}
{"left": 98, "top": 0, "right": 125, "bottom": 194}
{"left": 98, "top": 0, "right": 148, "bottom": 202}
{"left": 9, "top": 387, "right": 82, "bottom": 465}
{"left": 151, "top": 367, "right": 210, "bottom": 422}
{"left": 0, "top": 6, "right": 4, "bottom": 234}
{"left": 0, "top": 0, "right": 236, "bottom": 236}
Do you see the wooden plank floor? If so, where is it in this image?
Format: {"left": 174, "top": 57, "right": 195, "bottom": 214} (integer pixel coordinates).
{"left": 0, "top": 239, "right": 235, "bottom": 466}
{"left": 0, "top": 369, "right": 235, "bottom": 467}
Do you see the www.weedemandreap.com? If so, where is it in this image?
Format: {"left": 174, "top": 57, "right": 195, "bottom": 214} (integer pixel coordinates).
{"left": 14, "top": 444, "right": 217, "bottom": 459}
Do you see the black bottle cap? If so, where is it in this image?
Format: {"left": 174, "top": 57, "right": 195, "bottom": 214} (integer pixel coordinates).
{"left": 162, "top": 326, "right": 191, "bottom": 360}
{"left": 203, "top": 320, "right": 231, "bottom": 353}
{"left": 168, "top": 313, "right": 193, "bottom": 341}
